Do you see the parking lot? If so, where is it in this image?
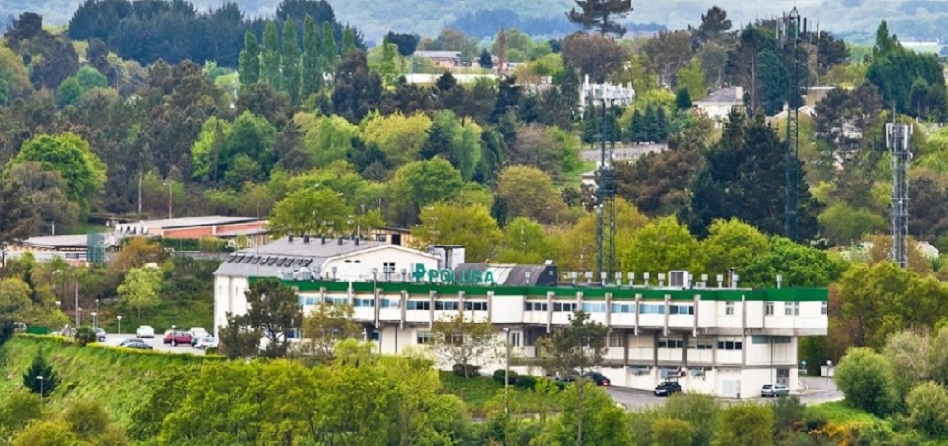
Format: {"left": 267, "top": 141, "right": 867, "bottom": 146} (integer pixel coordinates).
{"left": 102, "top": 333, "right": 206, "bottom": 356}
{"left": 606, "top": 377, "right": 842, "bottom": 410}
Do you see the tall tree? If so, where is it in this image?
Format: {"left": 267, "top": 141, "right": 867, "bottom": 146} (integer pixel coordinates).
{"left": 566, "top": 0, "right": 633, "bottom": 37}
{"left": 260, "top": 21, "right": 282, "bottom": 89}
{"left": 281, "top": 20, "right": 301, "bottom": 103}
{"left": 321, "top": 21, "right": 338, "bottom": 71}
{"left": 301, "top": 15, "right": 322, "bottom": 100}
{"left": 538, "top": 311, "right": 609, "bottom": 446}
{"left": 694, "top": 6, "right": 732, "bottom": 45}
{"left": 331, "top": 50, "right": 381, "bottom": 123}
{"left": 431, "top": 312, "right": 499, "bottom": 378}
{"left": 226, "top": 279, "right": 302, "bottom": 358}
{"left": 6, "top": 133, "right": 107, "bottom": 213}
{"left": 411, "top": 203, "right": 501, "bottom": 262}
{"left": 0, "top": 179, "right": 35, "bottom": 244}
{"left": 117, "top": 267, "right": 162, "bottom": 318}
{"left": 22, "top": 353, "right": 57, "bottom": 397}
{"left": 238, "top": 31, "right": 260, "bottom": 87}
{"left": 386, "top": 32, "right": 420, "bottom": 57}
{"left": 342, "top": 27, "right": 356, "bottom": 55}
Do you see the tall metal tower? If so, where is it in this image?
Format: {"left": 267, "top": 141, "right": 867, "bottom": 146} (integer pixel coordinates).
{"left": 886, "top": 122, "right": 911, "bottom": 269}
{"left": 581, "top": 77, "right": 633, "bottom": 282}
{"left": 778, "top": 8, "right": 807, "bottom": 242}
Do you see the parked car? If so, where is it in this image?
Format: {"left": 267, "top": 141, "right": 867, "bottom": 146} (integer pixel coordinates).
{"left": 761, "top": 384, "right": 790, "bottom": 397}
{"left": 163, "top": 330, "right": 193, "bottom": 346}
{"left": 136, "top": 325, "right": 155, "bottom": 338}
{"left": 188, "top": 327, "right": 209, "bottom": 339}
{"left": 654, "top": 381, "right": 682, "bottom": 396}
{"left": 194, "top": 336, "right": 219, "bottom": 349}
{"left": 122, "top": 341, "right": 153, "bottom": 350}
{"left": 120, "top": 338, "right": 147, "bottom": 347}
{"left": 95, "top": 328, "right": 106, "bottom": 342}
{"left": 585, "top": 372, "right": 611, "bottom": 386}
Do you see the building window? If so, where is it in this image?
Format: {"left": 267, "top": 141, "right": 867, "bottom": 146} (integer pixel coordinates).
{"left": 464, "top": 301, "right": 488, "bottom": 311}
{"left": 407, "top": 301, "right": 430, "bottom": 311}
{"left": 688, "top": 338, "right": 713, "bottom": 349}
{"left": 582, "top": 302, "right": 606, "bottom": 313}
{"left": 354, "top": 298, "right": 375, "bottom": 307}
{"left": 524, "top": 301, "right": 548, "bottom": 311}
{"left": 434, "top": 301, "right": 459, "bottom": 311}
{"left": 376, "top": 234, "right": 388, "bottom": 242}
{"left": 611, "top": 303, "right": 633, "bottom": 313}
{"left": 765, "top": 301, "right": 774, "bottom": 316}
{"left": 509, "top": 332, "right": 522, "bottom": 347}
{"left": 324, "top": 296, "right": 347, "bottom": 306}
{"left": 821, "top": 301, "right": 827, "bottom": 315}
{"left": 670, "top": 305, "right": 694, "bottom": 315}
{"left": 640, "top": 304, "right": 665, "bottom": 315}
{"left": 416, "top": 330, "right": 433, "bottom": 344}
{"left": 725, "top": 302, "right": 735, "bottom": 315}
{"left": 658, "top": 338, "right": 683, "bottom": 349}
{"left": 381, "top": 298, "right": 401, "bottom": 308}
{"left": 785, "top": 302, "right": 799, "bottom": 316}
{"left": 716, "top": 338, "right": 743, "bottom": 350}
{"left": 553, "top": 302, "right": 577, "bottom": 312}
{"left": 383, "top": 262, "right": 396, "bottom": 274}
{"left": 608, "top": 333, "right": 626, "bottom": 347}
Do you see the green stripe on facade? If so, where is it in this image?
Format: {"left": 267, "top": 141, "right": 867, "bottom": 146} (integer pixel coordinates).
{"left": 260, "top": 278, "right": 828, "bottom": 302}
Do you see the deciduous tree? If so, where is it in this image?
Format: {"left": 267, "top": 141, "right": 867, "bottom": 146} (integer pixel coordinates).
{"left": 432, "top": 311, "right": 499, "bottom": 378}
{"left": 411, "top": 203, "right": 501, "bottom": 262}
{"left": 117, "top": 266, "right": 162, "bottom": 318}
{"left": 269, "top": 188, "right": 352, "bottom": 236}
{"left": 496, "top": 165, "right": 566, "bottom": 225}
{"left": 238, "top": 31, "right": 260, "bottom": 87}
{"left": 300, "top": 302, "right": 361, "bottom": 364}
{"left": 835, "top": 347, "right": 898, "bottom": 416}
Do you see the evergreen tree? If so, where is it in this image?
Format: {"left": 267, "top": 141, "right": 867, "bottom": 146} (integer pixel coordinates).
{"left": 23, "top": 353, "right": 57, "bottom": 397}
{"left": 656, "top": 106, "right": 668, "bottom": 141}
{"left": 261, "top": 21, "right": 282, "bottom": 89}
{"left": 342, "top": 27, "right": 356, "bottom": 55}
{"left": 630, "top": 109, "right": 644, "bottom": 142}
{"left": 582, "top": 108, "right": 599, "bottom": 145}
{"left": 301, "top": 15, "right": 321, "bottom": 100}
{"left": 281, "top": 20, "right": 301, "bottom": 103}
{"left": 238, "top": 31, "right": 260, "bottom": 87}
{"left": 643, "top": 106, "right": 658, "bottom": 142}
{"left": 675, "top": 87, "right": 692, "bottom": 110}
{"left": 322, "top": 21, "right": 338, "bottom": 72}
{"left": 376, "top": 36, "right": 400, "bottom": 87}
{"left": 566, "top": 0, "right": 633, "bottom": 37}
{"left": 479, "top": 49, "right": 493, "bottom": 68}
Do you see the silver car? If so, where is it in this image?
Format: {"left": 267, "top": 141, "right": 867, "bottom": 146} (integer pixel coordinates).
{"left": 761, "top": 384, "right": 790, "bottom": 397}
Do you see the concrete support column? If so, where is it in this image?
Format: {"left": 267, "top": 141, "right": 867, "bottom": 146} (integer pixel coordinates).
{"left": 634, "top": 294, "right": 642, "bottom": 336}
{"left": 652, "top": 332, "right": 659, "bottom": 368}
{"left": 605, "top": 292, "right": 613, "bottom": 326}
{"left": 546, "top": 291, "right": 554, "bottom": 333}
{"left": 429, "top": 290, "right": 437, "bottom": 328}
{"left": 399, "top": 290, "right": 407, "bottom": 329}
{"left": 663, "top": 294, "right": 671, "bottom": 336}
{"left": 682, "top": 332, "right": 689, "bottom": 367}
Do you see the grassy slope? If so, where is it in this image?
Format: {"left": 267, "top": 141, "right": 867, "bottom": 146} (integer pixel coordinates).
{"left": 0, "top": 335, "right": 215, "bottom": 427}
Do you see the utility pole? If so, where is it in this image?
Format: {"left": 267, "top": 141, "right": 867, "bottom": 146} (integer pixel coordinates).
{"left": 887, "top": 122, "right": 912, "bottom": 269}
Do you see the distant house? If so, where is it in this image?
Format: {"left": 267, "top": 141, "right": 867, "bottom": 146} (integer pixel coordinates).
{"left": 414, "top": 51, "right": 462, "bottom": 69}
{"left": 694, "top": 87, "right": 744, "bottom": 126}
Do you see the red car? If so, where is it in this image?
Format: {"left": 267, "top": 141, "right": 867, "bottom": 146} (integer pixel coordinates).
{"left": 163, "top": 330, "right": 193, "bottom": 346}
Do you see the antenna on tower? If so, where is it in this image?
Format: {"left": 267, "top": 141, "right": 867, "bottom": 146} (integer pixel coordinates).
{"left": 886, "top": 116, "right": 911, "bottom": 269}
{"left": 778, "top": 6, "right": 807, "bottom": 242}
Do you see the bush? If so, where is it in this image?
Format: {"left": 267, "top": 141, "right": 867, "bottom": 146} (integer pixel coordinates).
{"left": 516, "top": 375, "right": 538, "bottom": 390}
{"left": 835, "top": 347, "right": 898, "bottom": 416}
{"left": 452, "top": 363, "right": 481, "bottom": 377}
{"left": 62, "top": 400, "right": 110, "bottom": 439}
{"left": 74, "top": 326, "right": 97, "bottom": 346}
{"left": 492, "top": 368, "right": 517, "bottom": 384}
{"left": 22, "top": 353, "right": 57, "bottom": 397}
{"left": 651, "top": 418, "right": 693, "bottom": 446}
{"left": 905, "top": 381, "right": 948, "bottom": 438}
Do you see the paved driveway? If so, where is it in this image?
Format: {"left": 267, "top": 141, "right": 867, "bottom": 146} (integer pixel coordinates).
{"left": 607, "top": 376, "right": 842, "bottom": 410}
{"left": 102, "top": 333, "right": 206, "bottom": 356}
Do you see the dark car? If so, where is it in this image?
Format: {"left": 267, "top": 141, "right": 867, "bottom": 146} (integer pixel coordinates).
{"left": 122, "top": 341, "right": 153, "bottom": 350}
{"left": 163, "top": 330, "right": 193, "bottom": 346}
{"left": 120, "top": 338, "right": 147, "bottom": 347}
{"left": 654, "top": 381, "right": 682, "bottom": 396}
{"left": 585, "top": 372, "right": 611, "bottom": 386}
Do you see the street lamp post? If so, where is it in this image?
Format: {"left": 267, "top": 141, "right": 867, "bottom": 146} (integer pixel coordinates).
{"left": 92, "top": 312, "right": 98, "bottom": 330}
{"left": 826, "top": 360, "right": 833, "bottom": 391}
{"left": 37, "top": 376, "right": 44, "bottom": 403}
{"left": 504, "top": 327, "right": 511, "bottom": 415}
{"left": 117, "top": 315, "right": 122, "bottom": 334}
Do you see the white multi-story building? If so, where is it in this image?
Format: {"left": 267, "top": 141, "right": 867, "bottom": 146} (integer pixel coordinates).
{"left": 215, "top": 256, "right": 828, "bottom": 399}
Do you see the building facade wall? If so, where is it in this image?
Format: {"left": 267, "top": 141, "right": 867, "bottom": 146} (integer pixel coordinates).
{"left": 220, "top": 281, "right": 829, "bottom": 399}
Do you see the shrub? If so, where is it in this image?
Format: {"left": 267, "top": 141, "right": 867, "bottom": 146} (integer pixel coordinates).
{"left": 651, "top": 418, "right": 693, "bottom": 446}
{"left": 835, "top": 347, "right": 898, "bottom": 416}
{"left": 492, "top": 368, "right": 516, "bottom": 384}
{"left": 516, "top": 375, "right": 538, "bottom": 390}
{"left": 62, "top": 400, "right": 111, "bottom": 439}
{"left": 22, "top": 353, "right": 57, "bottom": 397}
{"left": 452, "top": 363, "right": 481, "bottom": 377}
{"left": 905, "top": 381, "right": 948, "bottom": 438}
{"left": 74, "top": 326, "right": 97, "bottom": 346}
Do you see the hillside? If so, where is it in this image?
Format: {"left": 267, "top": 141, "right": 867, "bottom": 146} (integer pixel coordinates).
{"left": 0, "top": 335, "right": 215, "bottom": 426}
{"left": 6, "top": 0, "right": 948, "bottom": 43}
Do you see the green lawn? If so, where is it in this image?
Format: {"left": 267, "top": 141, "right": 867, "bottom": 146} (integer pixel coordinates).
{"left": 439, "top": 371, "right": 559, "bottom": 417}
{"left": 558, "top": 160, "right": 596, "bottom": 189}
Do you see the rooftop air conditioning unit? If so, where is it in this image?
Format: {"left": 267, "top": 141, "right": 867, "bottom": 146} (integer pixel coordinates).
{"left": 668, "top": 270, "right": 689, "bottom": 288}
